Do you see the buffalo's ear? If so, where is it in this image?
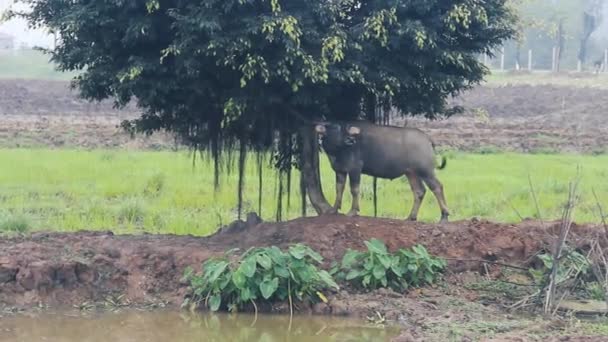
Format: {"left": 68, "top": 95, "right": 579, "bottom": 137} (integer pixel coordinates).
{"left": 347, "top": 126, "right": 361, "bottom": 135}
{"left": 315, "top": 124, "right": 327, "bottom": 134}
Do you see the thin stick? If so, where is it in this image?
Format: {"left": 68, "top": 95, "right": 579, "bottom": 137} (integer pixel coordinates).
{"left": 288, "top": 279, "right": 293, "bottom": 332}
{"left": 592, "top": 189, "right": 608, "bottom": 237}
{"left": 250, "top": 299, "right": 258, "bottom": 327}
{"left": 544, "top": 171, "right": 580, "bottom": 315}
{"left": 528, "top": 173, "right": 545, "bottom": 228}
{"left": 504, "top": 198, "right": 524, "bottom": 221}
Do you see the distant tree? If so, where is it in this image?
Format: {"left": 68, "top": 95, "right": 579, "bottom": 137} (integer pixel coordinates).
{"left": 579, "top": 0, "right": 605, "bottom": 66}
{"left": 9, "top": 0, "right": 516, "bottom": 218}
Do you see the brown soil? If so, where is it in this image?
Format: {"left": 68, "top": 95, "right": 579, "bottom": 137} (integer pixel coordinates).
{"left": 1, "top": 80, "right": 607, "bottom": 153}
{"left": 2, "top": 216, "right": 601, "bottom": 308}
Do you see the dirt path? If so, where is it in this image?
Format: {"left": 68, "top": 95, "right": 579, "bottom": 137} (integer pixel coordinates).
{"left": 1, "top": 80, "right": 607, "bottom": 152}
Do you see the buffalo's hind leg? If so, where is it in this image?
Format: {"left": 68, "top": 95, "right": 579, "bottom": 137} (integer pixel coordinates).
{"left": 332, "top": 172, "right": 347, "bottom": 214}
{"left": 346, "top": 171, "right": 361, "bottom": 217}
{"left": 405, "top": 171, "right": 426, "bottom": 221}
{"left": 421, "top": 172, "right": 450, "bottom": 223}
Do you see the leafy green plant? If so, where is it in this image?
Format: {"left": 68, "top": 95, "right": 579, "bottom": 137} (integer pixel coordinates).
{"left": 333, "top": 239, "right": 446, "bottom": 292}
{"left": 584, "top": 282, "right": 606, "bottom": 301}
{"left": 528, "top": 248, "right": 590, "bottom": 286}
{"left": 182, "top": 244, "right": 339, "bottom": 312}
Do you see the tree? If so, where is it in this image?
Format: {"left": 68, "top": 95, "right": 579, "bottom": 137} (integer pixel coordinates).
{"left": 9, "top": 0, "right": 516, "bottom": 218}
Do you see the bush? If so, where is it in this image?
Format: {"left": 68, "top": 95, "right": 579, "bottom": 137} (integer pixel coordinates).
{"left": 143, "top": 172, "right": 166, "bottom": 196}
{"left": 182, "top": 244, "right": 339, "bottom": 312}
{"left": 0, "top": 213, "right": 31, "bottom": 233}
{"left": 333, "top": 239, "right": 446, "bottom": 292}
{"left": 117, "top": 199, "right": 147, "bottom": 224}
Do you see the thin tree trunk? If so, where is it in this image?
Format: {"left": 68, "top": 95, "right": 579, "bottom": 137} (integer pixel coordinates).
{"left": 299, "top": 126, "right": 332, "bottom": 215}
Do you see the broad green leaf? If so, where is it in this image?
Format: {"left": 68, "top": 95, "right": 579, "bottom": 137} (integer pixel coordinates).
{"left": 341, "top": 250, "right": 361, "bottom": 268}
{"left": 260, "top": 278, "right": 279, "bottom": 299}
{"left": 274, "top": 265, "right": 290, "bottom": 278}
{"left": 239, "top": 257, "right": 257, "bottom": 278}
{"left": 377, "top": 254, "right": 392, "bottom": 268}
{"left": 346, "top": 269, "right": 362, "bottom": 281}
{"left": 390, "top": 264, "right": 405, "bottom": 277}
{"left": 372, "top": 264, "right": 386, "bottom": 280}
{"left": 208, "top": 294, "right": 221, "bottom": 311}
{"left": 267, "top": 246, "right": 285, "bottom": 264}
{"left": 318, "top": 270, "right": 339, "bottom": 290}
{"left": 241, "top": 287, "right": 253, "bottom": 301}
{"left": 207, "top": 261, "right": 229, "bottom": 283}
{"left": 364, "top": 239, "right": 388, "bottom": 254}
{"left": 380, "top": 275, "right": 388, "bottom": 288}
{"left": 256, "top": 254, "right": 273, "bottom": 270}
{"left": 232, "top": 270, "right": 247, "bottom": 289}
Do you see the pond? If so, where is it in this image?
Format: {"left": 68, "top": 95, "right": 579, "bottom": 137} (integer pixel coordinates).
{"left": 0, "top": 309, "right": 401, "bottom": 342}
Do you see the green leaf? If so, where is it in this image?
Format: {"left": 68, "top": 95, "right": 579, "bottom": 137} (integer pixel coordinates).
{"left": 346, "top": 269, "right": 362, "bottom": 280}
{"left": 241, "top": 287, "right": 254, "bottom": 301}
{"left": 380, "top": 275, "right": 388, "bottom": 288}
{"left": 256, "top": 254, "right": 273, "bottom": 270}
{"left": 362, "top": 274, "right": 372, "bottom": 287}
{"left": 377, "top": 254, "right": 392, "bottom": 268}
{"left": 232, "top": 270, "right": 247, "bottom": 289}
{"left": 181, "top": 266, "right": 194, "bottom": 283}
{"left": 239, "top": 257, "right": 257, "bottom": 278}
{"left": 390, "top": 264, "right": 405, "bottom": 277}
{"left": 364, "top": 239, "right": 388, "bottom": 255}
{"left": 318, "top": 270, "right": 339, "bottom": 290}
{"left": 207, "top": 261, "right": 229, "bottom": 283}
{"left": 372, "top": 264, "right": 386, "bottom": 280}
{"left": 289, "top": 244, "right": 322, "bottom": 262}
{"left": 274, "top": 265, "right": 290, "bottom": 278}
{"left": 341, "top": 250, "right": 361, "bottom": 268}
{"left": 259, "top": 278, "right": 279, "bottom": 299}
{"left": 266, "top": 246, "right": 285, "bottom": 264}
{"left": 208, "top": 294, "right": 221, "bottom": 311}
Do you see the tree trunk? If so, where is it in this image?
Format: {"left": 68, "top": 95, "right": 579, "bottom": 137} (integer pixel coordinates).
{"left": 299, "top": 126, "right": 332, "bottom": 215}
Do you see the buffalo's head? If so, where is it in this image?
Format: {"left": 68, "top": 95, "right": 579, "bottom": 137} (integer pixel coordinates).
{"left": 315, "top": 123, "right": 361, "bottom": 153}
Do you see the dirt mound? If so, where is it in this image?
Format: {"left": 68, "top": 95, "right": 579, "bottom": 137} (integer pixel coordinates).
{"left": 0, "top": 216, "right": 602, "bottom": 309}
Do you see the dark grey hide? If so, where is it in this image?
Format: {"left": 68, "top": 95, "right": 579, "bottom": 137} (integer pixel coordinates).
{"left": 315, "top": 121, "right": 450, "bottom": 222}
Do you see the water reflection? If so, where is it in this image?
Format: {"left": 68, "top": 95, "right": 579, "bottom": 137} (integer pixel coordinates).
{"left": 0, "top": 309, "right": 399, "bottom": 342}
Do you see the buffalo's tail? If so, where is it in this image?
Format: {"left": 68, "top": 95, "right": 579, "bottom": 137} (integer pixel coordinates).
{"left": 431, "top": 140, "right": 447, "bottom": 170}
{"left": 436, "top": 155, "right": 447, "bottom": 170}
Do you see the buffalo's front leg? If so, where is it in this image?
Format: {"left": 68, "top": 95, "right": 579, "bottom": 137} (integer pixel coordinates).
{"left": 332, "top": 172, "right": 347, "bottom": 214}
{"left": 347, "top": 171, "right": 361, "bottom": 217}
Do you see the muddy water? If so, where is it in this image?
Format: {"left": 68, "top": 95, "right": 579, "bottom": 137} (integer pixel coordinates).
{"left": 0, "top": 310, "right": 400, "bottom": 342}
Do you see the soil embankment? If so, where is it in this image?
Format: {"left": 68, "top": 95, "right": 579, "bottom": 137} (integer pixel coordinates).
{"left": 0, "top": 216, "right": 601, "bottom": 311}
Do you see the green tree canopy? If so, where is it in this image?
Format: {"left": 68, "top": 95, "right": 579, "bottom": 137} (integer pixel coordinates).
{"left": 9, "top": 0, "right": 516, "bottom": 217}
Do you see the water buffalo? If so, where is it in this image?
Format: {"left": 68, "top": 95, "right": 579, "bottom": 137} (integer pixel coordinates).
{"left": 315, "top": 121, "right": 450, "bottom": 222}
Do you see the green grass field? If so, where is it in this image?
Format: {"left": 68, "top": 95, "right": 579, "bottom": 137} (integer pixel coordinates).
{"left": 1, "top": 148, "right": 606, "bottom": 236}
{"left": 0, "top": 49, "right": 75, "bottom": 80}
